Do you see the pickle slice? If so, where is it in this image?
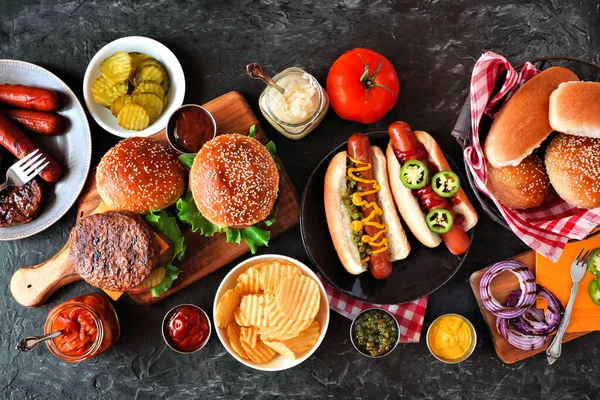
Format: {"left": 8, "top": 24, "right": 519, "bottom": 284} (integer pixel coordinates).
{"left": 117, "top": 103, "right": 149, "bottom": 131}
{"left": 133, "top": 65, "right": 165, "bottom": 87}
{"left": 132, "top": 81, "right": 167, "bottom": 106}
{"left": 129, "top": 52, "right": 151, "bottom": 71}
{"left": 129, "top": 93, "right": 163, "bottom": 123}
{"left": 110, "top": 95, "right": 130, "bottom": 117}
{"left": 140, "top": 266, "right": 167, "bottom": 289}
{"left": 99, "top": 51, "right": 134, "bottom": 84}
{"left": 91, "top": 75, "right": 128, "bottom": 107}
{"left": 135, "top": 59, "right": 170, "bottom": 93}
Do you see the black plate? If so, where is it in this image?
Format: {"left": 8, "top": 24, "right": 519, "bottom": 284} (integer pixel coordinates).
{"left": 300, "top": 131, "right": 474, "bottom": 304}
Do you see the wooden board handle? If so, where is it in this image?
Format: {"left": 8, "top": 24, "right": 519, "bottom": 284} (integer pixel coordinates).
{"left": 10, "top": 243, "right": 80, "bottom": 307}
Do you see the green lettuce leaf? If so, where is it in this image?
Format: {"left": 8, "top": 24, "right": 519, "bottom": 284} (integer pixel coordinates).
{"left": 224, "top": 226, "right": 270, "bottom": 254}
{"left": 265, "top": 141, "right": 276, "bottom": 157}
{"left": 178, "top": 154, "right": 196, "bottom": 170}
{"left": 176, "top": 193, "right": 221, "bottom": 237}
{"left": 248, "top": 124, "right": 257, "bottom": 139}
{"left": 145, "top": 211, "right": 186, "bottom": 260}
{"left": 263, "top": 206, "right": 278, "bottom": 227}
{"left": 150, "top": 264, "right": 182, "bottom": 297}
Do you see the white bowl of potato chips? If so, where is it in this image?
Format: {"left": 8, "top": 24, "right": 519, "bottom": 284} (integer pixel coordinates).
{"left": 213, "top": 255, "right": 330, "bottom": 371}
{"left": 83, "top": 36, "right": 185, "bottom": 138}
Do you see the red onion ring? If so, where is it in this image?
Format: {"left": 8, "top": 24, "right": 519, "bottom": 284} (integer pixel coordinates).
{"left": 495, "top": 317, "right": 547, "bottom": 350}
{"left": 480, "top": 260, "right": 537, "bottom": 318}
{"left": 507, "top": 287, "right": 562, "bottom": 336}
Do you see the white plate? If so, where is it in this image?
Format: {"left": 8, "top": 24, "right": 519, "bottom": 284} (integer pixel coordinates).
{"left": 83, "top": 36, "right": 185, "bottom": 138}
{"left": 0, "top": 60, "right": 92, "bottom": 241}
{"left": 213, "top": 254, "right": 330, "bottom": 371}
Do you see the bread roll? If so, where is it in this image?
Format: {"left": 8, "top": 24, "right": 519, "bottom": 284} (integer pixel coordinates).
{"left": 545, "top": 134, "right": 600, "bottom": 209}
{"left": 484, "top": 67, "right": 579, "bottom": 168}
{"left": 486, "top": 155, "right": 549, "bottom": 209}
{"left": 96, "top": 137, "right": 185, "bottom": 214}
{"left": 550, "top": 81, "right": 600, "bottom": 138}
{"left": 324, "top": 147, "right": 410, "bottom": 275}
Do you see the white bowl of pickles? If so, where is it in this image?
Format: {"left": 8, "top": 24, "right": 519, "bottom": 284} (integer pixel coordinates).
{"left": 83, "top": 36, "right": 185, "bottom": 138}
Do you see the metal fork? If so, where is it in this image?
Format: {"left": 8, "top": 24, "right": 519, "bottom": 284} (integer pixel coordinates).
{"left": 546, "top": 248, "right": 591, "bottom": 364}
{"left": 0, "top": 149, "right": 48, "bottom": 193}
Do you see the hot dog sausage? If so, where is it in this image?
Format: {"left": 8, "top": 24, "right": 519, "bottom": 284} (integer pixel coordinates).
{"left": 0, "top": 114, "right": 62, "bottom": 182}
{"left": 0, "top": 84, "right": 59, "bottom": 112}
{"left": 0, "top": 109, "right": 63, "bottom": 135}
{"left": 388, "top": 121, "right": 471, "bottom": 256}
{"left": 347, "top": 133, "right": 393, "bottom": 279}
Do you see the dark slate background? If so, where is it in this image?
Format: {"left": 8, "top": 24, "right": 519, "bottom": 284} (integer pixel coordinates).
{"left": 1, "top": 1, "right": 599, "bottom": 399}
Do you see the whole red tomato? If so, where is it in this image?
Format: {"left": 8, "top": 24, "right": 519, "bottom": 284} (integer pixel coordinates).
{"left": 326, "top": 48, "right": 399, "bottom": 124}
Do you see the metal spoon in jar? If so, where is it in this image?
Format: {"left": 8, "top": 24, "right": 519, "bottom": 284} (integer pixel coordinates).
{"left": 16, "top": 330, "right": 62, "bottom": 352}
{"left": 246, "top": 63, "right": 285, "bottom": 94}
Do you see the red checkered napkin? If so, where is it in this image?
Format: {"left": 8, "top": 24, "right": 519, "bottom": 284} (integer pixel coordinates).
{"left": 319, "top": 276, "right": 427, "bottom": 343}
{"left": 464, "top": 51, "right": 600, "bottom": 262}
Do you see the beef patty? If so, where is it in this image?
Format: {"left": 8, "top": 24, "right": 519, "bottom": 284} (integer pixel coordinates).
{"left": 0, "top": 178, "right": 45, "bottom": 227}
{"left": 69, "top": 211, "right": 160, "bottom": 291}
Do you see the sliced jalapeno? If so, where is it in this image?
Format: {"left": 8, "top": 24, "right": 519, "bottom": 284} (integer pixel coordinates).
{"left": 400, "top": 160, "right": 429, "bottom": 190}
{"left": 425, "top": 209, "right": 453, "bottom": 234}
{"left": 431, "top": 170, "right": 460, "bottom": 198}
{"left": 587, "top": 248, "right": 600, "bottom": 276}
{"left": 588, "top": 278, "right": 600, "bottom": 306}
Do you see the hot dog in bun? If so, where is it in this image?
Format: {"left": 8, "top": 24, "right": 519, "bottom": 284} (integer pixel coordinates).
{"left": 386, "top": 121, "right": 477, "bottom": 256}
{"left": 324, "top": 133, "right": 410, "bottom": 279}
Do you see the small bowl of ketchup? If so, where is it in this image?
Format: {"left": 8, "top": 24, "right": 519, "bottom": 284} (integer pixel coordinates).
{"left": 162, "top": 304, "right": 211, "bottom": 354}
{"left": 166, "top": 104, "right": 217, "bottom": 154}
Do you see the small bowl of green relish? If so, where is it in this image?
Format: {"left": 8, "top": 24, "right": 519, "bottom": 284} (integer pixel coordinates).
{"left": 350, "top": 308, "right": 399, "bottom": 358}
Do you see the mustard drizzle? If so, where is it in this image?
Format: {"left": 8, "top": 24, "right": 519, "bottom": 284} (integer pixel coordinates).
{"left": 347, "top": 156, "right": 390, "bottom": 264}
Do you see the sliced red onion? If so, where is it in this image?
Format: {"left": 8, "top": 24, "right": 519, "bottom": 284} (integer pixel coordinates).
{"left": 495, "top": 317, "right": 547, "bottom": 350}
{"left": 507, "top": 287, "right": 563, "bottom": 336}
{"left": 480, "top": 260, "right": 537, "bottom": 318}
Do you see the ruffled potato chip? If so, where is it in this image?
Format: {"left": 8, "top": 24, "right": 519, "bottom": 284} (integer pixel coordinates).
{"left": 226, "top": 321, "right": 248, "bottom": 360}
{"left": 275, "top": 275, "right": 320, "bottom": 321}
{"left": 215, "top": 289, "right": 240, "bottom": 329}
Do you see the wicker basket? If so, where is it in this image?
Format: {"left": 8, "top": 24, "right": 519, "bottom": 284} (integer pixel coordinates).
{"left": 451, "top": 57, "right": 600, "bottom": 231}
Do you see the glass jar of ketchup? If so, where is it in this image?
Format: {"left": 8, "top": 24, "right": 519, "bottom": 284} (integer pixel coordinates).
{"left": 162, "top": 304, "right": 211, "bottom": 353}
{"left": 44, "top": 293, "right": 120, "bottom": 363}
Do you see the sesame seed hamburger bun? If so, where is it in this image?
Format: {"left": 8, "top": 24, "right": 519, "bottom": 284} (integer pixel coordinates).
{"left": 96, "top": 137, "right": 185, "bottom": 214}
{"left": 190, "top": 133, "right": 279, "bottom": 228}
{"left": 485, "top": 155, "right": 550, "bottom": 209}
{"left": 484, "top": 67, "right": 579, "bottom": 168}
{"left": 545, "top": 134, "right": 600, "bottom": 209}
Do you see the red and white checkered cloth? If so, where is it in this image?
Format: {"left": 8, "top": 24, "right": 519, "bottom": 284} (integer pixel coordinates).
{"left": 464, "top": 51, "right": 600, "bottom": 262}
{"left": 319, "top": 277, "right": 427, "bottom": 343}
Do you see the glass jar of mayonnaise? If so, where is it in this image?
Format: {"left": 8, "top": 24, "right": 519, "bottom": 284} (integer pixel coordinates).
{"left": 259, "top": 67, "right": 329, "bottom": 140}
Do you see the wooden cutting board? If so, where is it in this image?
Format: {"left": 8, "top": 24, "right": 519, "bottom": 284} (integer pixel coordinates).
{"left": 10, "top": 91, "right": 301, "bottom": 307}
{"left": 469, "top": 251, "right": 589, "bottom": 364}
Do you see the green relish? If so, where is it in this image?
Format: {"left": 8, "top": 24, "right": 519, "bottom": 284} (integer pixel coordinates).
{"left": 352, "top": 309, "right": 399, "bottom": 357}
{"left": 343, "top": 160, "right": 369, "bottom": 261}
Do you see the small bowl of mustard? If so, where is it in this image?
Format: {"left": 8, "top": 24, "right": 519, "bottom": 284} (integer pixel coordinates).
{"left": 426, "top": 313, "right": 476, "bottom": 363}
{"left": 350, "top": 308, "right": 399, "bottom": 358}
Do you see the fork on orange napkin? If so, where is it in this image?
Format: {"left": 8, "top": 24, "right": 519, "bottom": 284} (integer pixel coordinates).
{"left": 536, "top": 232, "right": 600, "bottom": 332}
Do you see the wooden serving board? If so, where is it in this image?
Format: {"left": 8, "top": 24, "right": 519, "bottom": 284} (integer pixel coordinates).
{"left": 469, "top": 251, "right": 589, "bottom": 364}
{"left": 10, "top": 91, "right": 301, "bottom": 307}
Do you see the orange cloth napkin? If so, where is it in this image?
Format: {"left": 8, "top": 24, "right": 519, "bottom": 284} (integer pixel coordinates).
{"left": 536, "top": 234, "right": 600, "bottom": 332}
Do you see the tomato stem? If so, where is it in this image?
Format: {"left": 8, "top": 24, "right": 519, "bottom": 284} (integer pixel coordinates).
{"left": 358, "top": 54, "right": 394, "bottom": 99}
